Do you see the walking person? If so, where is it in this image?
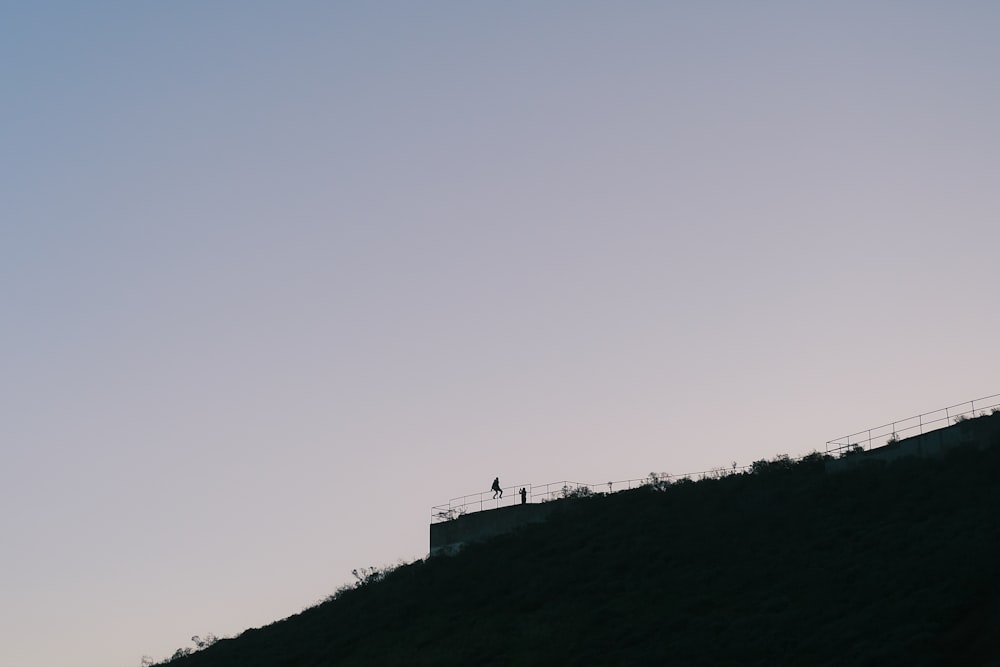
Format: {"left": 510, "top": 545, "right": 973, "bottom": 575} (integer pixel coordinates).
{"left": 491, "top": 477, "right": 503, "bottom": 499}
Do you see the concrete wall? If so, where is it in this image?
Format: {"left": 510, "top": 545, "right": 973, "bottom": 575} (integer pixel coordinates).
{"left": 430, "top": 502, "right": 561, "bottom": 556}
{"left": 827, "top": 412, "right": 1000, "bottom": 472}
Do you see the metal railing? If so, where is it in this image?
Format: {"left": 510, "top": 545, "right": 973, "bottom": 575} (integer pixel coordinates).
{"left": 825, "top": 393, "right": 1000, "bottom": 456}
{"left": 431, "top": 482, "right": 534, "bottom": 522}
{"left": 432, "top": 394, "right": 1000, "bottom": 522}
{"left": 431, "top": 465, "right": 756, "bottom": 523}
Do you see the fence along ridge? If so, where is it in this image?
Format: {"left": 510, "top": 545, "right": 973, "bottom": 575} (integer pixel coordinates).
{"left": 825, "top": 392, "right": 1000, "bottom": 456}
{"left": 431, "top": 465, "right": 757, "bottom": 523}
{"left": 432, "top": 393, "right": 1000, "bottom": 522}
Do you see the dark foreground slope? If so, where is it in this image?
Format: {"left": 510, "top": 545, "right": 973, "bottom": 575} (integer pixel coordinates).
{"left": 167, "top": 437, "right": 1000, "bottom": 666}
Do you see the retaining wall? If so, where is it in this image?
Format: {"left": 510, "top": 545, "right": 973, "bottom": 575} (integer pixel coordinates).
{"left": 430, "top": 502, "right": 561, "bottom": 556}
{"left": 827, "top": 412, "right": 1000, "bottom": 472}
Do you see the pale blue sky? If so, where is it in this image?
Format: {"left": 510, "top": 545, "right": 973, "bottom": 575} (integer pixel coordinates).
{"left": 3, "top": 3, "right": 999, "bottom": 666}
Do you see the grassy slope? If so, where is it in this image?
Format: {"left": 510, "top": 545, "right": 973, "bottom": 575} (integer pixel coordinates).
{"left": 166, "top": 422, "right": 1000, "bottom": 666}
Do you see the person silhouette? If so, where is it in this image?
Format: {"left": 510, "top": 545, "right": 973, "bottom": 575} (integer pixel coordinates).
{"left": 491, "top": 477, "right": 503, "bottom": 499}
{"left": 520, "top": 487, "right": 527, "bottom": 505}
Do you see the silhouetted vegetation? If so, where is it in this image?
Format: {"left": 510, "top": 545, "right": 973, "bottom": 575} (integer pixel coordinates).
{"left": 155, "top": 414, "right": 1000, "bottom": 666}
{"left": 558, "top": 484, "right": 593, "bottom": 499}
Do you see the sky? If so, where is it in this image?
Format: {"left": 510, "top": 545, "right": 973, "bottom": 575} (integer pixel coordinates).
{"left": 2, "top": 2, "right": 999, "bottom": 665}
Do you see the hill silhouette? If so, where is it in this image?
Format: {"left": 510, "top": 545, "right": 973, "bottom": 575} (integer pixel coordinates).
{"left": 157, "top": 414, "right": 1000, "bottom": 666}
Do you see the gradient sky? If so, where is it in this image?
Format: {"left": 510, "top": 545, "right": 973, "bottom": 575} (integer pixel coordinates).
{"left": 3, "top": 3, "right": 999, "bottom": 666}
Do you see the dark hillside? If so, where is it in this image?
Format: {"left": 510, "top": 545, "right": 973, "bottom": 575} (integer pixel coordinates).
{"left": 164, "top": 422, "right": 1000, "bottom": 666}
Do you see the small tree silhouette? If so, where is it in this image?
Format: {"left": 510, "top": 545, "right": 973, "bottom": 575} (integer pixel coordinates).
{"left": 560, "top": 484, "right": 593, "bottom": 499}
